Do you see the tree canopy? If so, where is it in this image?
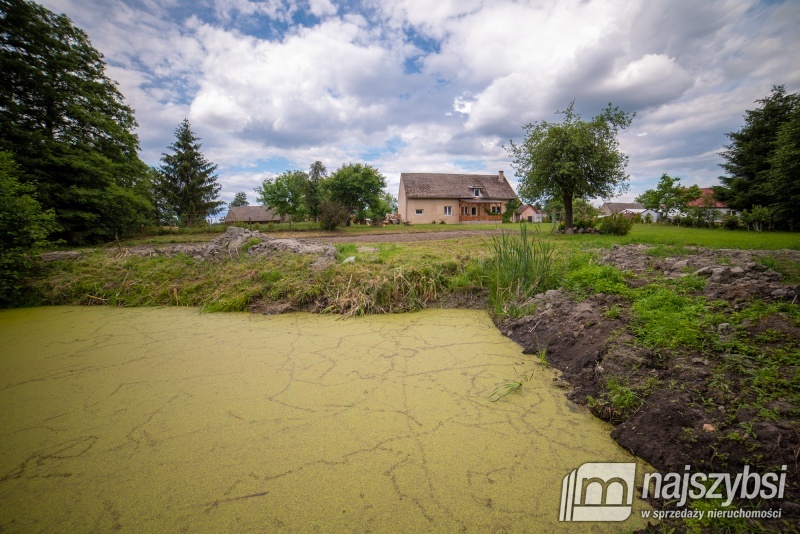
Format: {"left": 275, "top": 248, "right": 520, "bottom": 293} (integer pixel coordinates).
{"left": 0, "top": 0, "right": 151, "bottom": 243}
{"left": 229, "top": 192, "right": 249, "bottom": 207}
{"left": 636, "top": 173, "right": 701, "bottom": 219}
{"left": 715, "top": 85, "right": 800, "bottom": 230}
{"left": 255, "top": 170, "right": 308, "bottom": 227}
{"left": 324, "top": 163, "right": 386, "bottom": 224}
{"left": 158, "top": 119, "right": 223, "bottom": 226}
{"left": 506, "top": 101, "right": 634, "bottom": 230}
{"left": 305, "top": 161, "right": 327, "bottom": 222}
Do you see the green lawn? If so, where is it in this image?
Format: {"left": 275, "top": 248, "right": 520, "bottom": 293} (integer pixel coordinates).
{"left": 529, "top": 223, "right": 799, "bottom": 250}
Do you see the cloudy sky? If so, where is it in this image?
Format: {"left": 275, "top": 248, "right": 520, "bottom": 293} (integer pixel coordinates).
{"left": 39, "top": 0, "right": 800, "bottom": 207}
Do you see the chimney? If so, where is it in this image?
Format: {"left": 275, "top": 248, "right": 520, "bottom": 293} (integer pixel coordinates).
{"left": 498, "top": 170, "right": 505, "bottom": 182}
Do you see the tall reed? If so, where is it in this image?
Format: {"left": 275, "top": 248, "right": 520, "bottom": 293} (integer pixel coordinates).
{"left": 488, "top": 223, "right": 558, "bottom": 317}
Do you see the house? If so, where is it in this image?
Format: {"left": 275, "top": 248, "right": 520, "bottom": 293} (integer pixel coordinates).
{"left": 600, "top": 202, "right": 644, "bottom": 215}
{"left": 616, "top": 208, "right": 663, "bottom": 221}
{"left": 685, "top": 188, "right": 737, "bottom": 217}
{"left": 398, "top": 171, "right": 518, "bottom": 224}
{"left": 514, "top": 204, "right": 544, "bottom": 223}
{"left": 223, "top": 206, "right": 286, "bottom": 224}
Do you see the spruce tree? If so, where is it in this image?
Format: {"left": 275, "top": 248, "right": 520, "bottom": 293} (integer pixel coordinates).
{"left": 159, "top": 119, "right": 223, "bottom": 226}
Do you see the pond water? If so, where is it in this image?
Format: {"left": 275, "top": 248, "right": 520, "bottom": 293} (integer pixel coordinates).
{"left": 0, "top": 307, "right": 652, "bottom": 532}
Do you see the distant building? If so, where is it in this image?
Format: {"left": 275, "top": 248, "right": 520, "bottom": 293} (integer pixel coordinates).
{"left": 514, "top": 204, "right": 544, "bottom": 223}
{"left": 223, "top": 206, "right": 286, "bottom": 224}
{"left": 600, "top": 202, "right": 644, "bottom": 215}
{"left": 684, "top": 188, "right": 737, "bottom": 217}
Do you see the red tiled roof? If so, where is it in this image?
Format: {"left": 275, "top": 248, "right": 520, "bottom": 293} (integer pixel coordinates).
{"left": 686, "top": 188, "right": 726, "bottom": 208}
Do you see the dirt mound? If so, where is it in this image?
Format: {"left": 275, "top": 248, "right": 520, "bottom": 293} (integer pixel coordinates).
{"left": 500, "top": 244, "right": 800, "bottom": 522}
{"left": 115, "top": 227, "right": 336, "bottom": 266}
{"left": 601, "top": 244, "right": 799, "bottom": 303}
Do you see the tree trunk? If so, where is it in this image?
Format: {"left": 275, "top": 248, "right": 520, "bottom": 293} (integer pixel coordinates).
{"left": 563, "top": 194, "right": 574, "bottom": 230}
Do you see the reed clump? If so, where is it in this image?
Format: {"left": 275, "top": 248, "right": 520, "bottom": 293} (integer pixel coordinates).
{"left": 487, "top": 223, "right": 560, "bottom": 318}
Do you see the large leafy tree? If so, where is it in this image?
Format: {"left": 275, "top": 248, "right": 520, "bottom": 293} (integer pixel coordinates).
{"left": 324, "top": 163, "right": 386, "bottom": 225}
{"left": 636, "top": 173, "right": 701, "bottom": 219}
{"left": 305, "top": 161, "right": 327, "bottom": 222}
{"left": 715, "top": 85, "right": 799, "bottom": 226}
{"left": 0, "top": 0, "right": 151, "bottom": 243}
{"left": 255, "top": 170, "right": 308, "bottom": 227}
{"left": 506, "top": 101, "right": 634, "bottom": 230}
{"left": 159, "top": 119, "right": 223, "bottom": 226}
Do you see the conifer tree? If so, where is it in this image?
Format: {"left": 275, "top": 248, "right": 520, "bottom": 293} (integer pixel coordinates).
{"left": 159, "top": 119, "right": 223, "bottom": 226}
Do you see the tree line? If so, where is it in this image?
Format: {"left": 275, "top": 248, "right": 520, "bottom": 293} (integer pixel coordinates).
{"left": 635, "top": 86, "right": 799, "bottom": 231}
{"left": 1, "top": 0, "right": 226, "bottom": 245}
{"left": 508, "top": 86, "right": 798, "bottom": 233}
{"left": 248, "top": 162, "right": 395, "bottom": 230}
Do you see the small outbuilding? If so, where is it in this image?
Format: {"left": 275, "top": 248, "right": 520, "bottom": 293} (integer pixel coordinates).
{"left": 514, "top": 204, "right": 544, "bottom": 223}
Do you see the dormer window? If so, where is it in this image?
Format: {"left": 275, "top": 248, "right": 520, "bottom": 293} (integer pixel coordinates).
{"left": 471, "top": 187, "right": 482, "bottom": 197}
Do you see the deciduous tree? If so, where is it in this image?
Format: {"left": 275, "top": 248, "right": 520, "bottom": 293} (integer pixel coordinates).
{"left": 636, "top": 173, "right": 701, "bottom": 220}
{"left": 324, "top": 163, "right": 386, "bottom": 225}
{"left": 255, "top": 170, "right": 308, "bottom": 228}
{"left": 305, "top": 161, "right": 326, "bottom": 222}
{"left": 506, "top": 101, "right": 633, "bottom": 230}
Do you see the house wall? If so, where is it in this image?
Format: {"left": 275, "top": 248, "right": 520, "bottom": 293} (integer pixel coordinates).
{"left": 404, "top": 198, "right": 461, "bottom": 224}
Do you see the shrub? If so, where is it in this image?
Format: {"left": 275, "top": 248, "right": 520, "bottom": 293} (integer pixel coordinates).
{"left": 318, "top": 200, "right": 350, "bottom": 231}
{"left": 720, "top": 213, "right": 740, "bottom": 230}
{"left": 598, "top": 215, "right": 634, "bottom": 236}
{"left": 1, "top": 152, "right": 57, "bottom": 307}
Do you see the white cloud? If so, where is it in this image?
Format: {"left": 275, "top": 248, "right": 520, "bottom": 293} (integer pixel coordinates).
{"left": 35, "top": 0, "right": 800, "bottom": 201}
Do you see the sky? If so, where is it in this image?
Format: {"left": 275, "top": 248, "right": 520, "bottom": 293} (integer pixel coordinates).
{"left": 39, "top": 0, "right": 800, "bottom": 209}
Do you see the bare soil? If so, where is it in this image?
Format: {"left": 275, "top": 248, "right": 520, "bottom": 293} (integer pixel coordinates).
{"left": 498, "top": 244, "right": 800, "bottom": 524}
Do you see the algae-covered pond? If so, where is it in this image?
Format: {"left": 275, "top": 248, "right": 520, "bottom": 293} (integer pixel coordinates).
{"left": 0, "top": 307, "right": 652, "bottom": 531}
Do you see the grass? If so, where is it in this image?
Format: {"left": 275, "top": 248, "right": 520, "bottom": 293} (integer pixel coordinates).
{"left": 28, "top": 221, "right": 798, "bottom": 318}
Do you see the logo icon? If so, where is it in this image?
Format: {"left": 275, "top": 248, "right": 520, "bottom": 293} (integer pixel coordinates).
{"left": 560, "top": 462, "right": 637, "bottom": 522}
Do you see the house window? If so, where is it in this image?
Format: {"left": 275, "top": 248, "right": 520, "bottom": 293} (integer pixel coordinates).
{"left": 491, "top": 206, "right": 500, "bottom": 214}
{"left": 463, "top": 206, "right": 469, "bottom": 216}
{"left": 415, "top": 209, "right": 424, "bottom": 215}
{"left": 471, "top": 206, "right": 477, "bottom": 216}
{"left": 443, "top": 206, "right": 452, "bottom": 216}
{"left": 473, "top": 189, "right": 481, "bottom": 197}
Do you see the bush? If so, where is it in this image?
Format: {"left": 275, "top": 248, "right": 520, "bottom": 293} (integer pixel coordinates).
{"left": 720, "top": 213, "right": 740, "bottom": 230}
{"left": 318, "top": 200, "right": 350, "bottom": 231}
{"left": 573, "top": 218, "right": 597, "bottom": 230}
{"left": 598, "top": 215, "right": 634, "bottom": 236}
{"left": 0, "top": 152, "right": 57, "bottom": 306}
